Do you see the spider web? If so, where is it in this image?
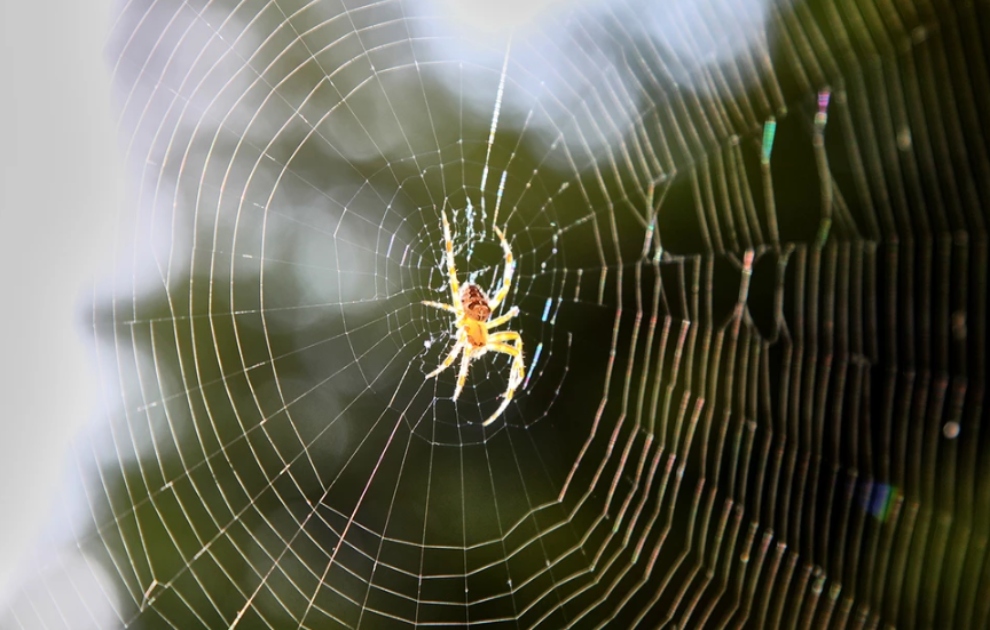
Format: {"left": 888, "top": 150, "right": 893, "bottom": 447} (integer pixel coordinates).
{"left": 3, "top": 0, "right": 989, "bottom": 627}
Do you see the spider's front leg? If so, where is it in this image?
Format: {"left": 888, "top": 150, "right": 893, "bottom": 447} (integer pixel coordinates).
{"left": 453, "top": 346, "right": 473, "bottom": 401}
{"left": 481, "top": 331, "right": 526, "bottom": 426}
{"left": 426, "top": 333, "right": 466, "bottom": 380}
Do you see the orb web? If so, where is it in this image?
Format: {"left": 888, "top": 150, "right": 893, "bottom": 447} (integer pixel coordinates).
{"left": 2, "top": 0, "right": 988, "bottom": 628}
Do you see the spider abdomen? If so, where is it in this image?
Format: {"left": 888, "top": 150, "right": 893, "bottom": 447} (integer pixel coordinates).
{"left": 460, "top": 284, "right": 492, "bottom": 322}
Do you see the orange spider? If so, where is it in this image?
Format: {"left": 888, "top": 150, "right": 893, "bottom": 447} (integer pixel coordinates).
{"left": 422, "top": 209, "right": 525, "bottom": 426}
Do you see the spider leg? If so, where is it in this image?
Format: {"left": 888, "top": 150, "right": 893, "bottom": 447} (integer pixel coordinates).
{"left": 426, "top": 334, "right": 465, "bottom": 379}
{"left": 452, "top": 346, "right": 473, "bottom": 401}
{"left": 486, "top": 306, "right": 519, "bottom": 329}
{"left": 421, "top": 300, "right": 458, "bottom": 314}
{"left": 487, "top": 331, "right": 522, "bottom": 346}
{"left": 481, "top": 333, "right": 526, "bottom": 426}
{"left": 440, "top": 208, "right": 460, "bottom": 301}
{"left": 486, "top": 334, "right": 526, "bottom": 386}
{"left": 487, "top": 224, "right": 515, "bottom": 309}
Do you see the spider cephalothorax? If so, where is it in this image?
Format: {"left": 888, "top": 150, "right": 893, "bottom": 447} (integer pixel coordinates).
{"left": 422, "top": 209, "right": 525, "bottom": 426}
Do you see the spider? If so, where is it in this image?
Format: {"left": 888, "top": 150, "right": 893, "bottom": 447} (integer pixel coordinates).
{"left": 422, "top": 208, "right": 525, "bottom": 426}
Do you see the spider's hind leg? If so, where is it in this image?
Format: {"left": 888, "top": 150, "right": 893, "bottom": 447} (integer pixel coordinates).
{"left": 487, "top": 225, "right": 515, "bottom": 309}
{"left": 422, "top": 300, "right": 457, "bottom": 314}
{"left": 486, "top": 306, "right": 519, "bottom": 329}
{"left": 440, "top": 209, "right": 461, "bottom": 299}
